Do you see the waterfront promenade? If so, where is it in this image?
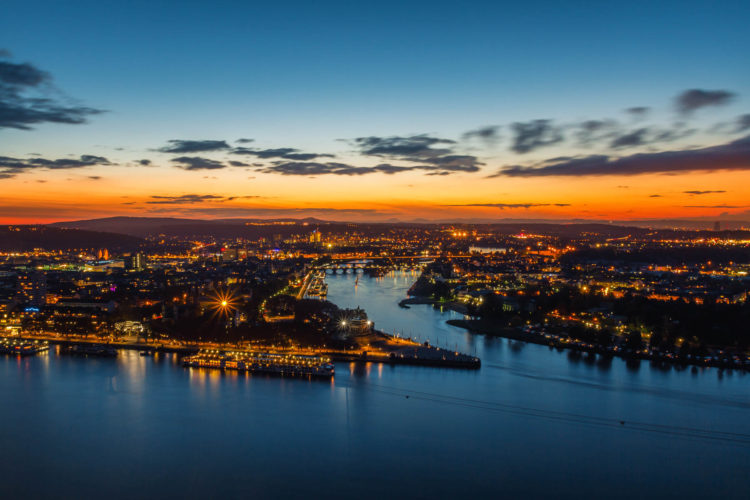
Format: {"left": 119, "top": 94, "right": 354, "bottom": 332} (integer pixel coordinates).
{"left": 11, "top": 330, "right": 480, "bottom": 368}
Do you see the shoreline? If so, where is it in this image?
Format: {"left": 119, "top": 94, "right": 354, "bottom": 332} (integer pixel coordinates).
{"left": 398, "top": 297, "right": 468, "bottom": 314}
{"left": 446, "top": 319, "right": 750, "bottom": 372}
{"left": 11, "top": 332, "right": 480, "bottom": 369}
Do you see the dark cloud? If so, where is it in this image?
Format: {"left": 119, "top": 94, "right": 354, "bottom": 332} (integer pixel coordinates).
{"left": 258, "top": 160, "right": 478, "bottom": 176}
{"left": 232, "top": 147, "right": 334, "bottom": 160}
{"left": 0, "top": 55, "right": 103, "bottom": 130}
{"left": 88, "top": 176, "right": 102, "bottom": 180}
{"left": 648, "top": 194, "right": 662, "bottom": 198}
{"left": 281, "top": 152, "right": 336, "bottom": 160}
{"left": 462, "top": 126, "right": 501, "bottom": 145}
{"left": 709, "top": 113, "right": 750, "bottom": 135}
{"left": 422, "top": 155, "right": 481, "bottom": 172}
{"left": 510, "top": 120, "right": 563, "bottom": 153}
{"left": 735, "top": 114, "right": 750, "bottom": 133}
{"left": 444, "top": 203, "right": 571, "bottom": 209}
{"left": 353, "top": 134, "right": 482, "bottom": 172}
{"left": 228, "top": 160, "right": 250, "bottom": 167}
{"left": 651, "top": 125, "right": 696, "bottom": 143}
{"left": 137, "top": 159, "right": 151, "bottom": 166}
{"left": 157, "top": 140, "right": 230, "bottom": 153}
{"left": 235, "top": 138, "right": 254, "bottom": 144}
{"left": 224, "top": 195, "right": 261, "bottom": 201}
{"left": 608, "top": 125, "right": 695, "bottom": 149}
{"left": 0, "top": 154, "right": 112, "bottom": 178}
{"left": 610, "top": 128, "right": 650, "bottom": 148}
{"left": 683, "top": 190, "right": 726, "bottom": 195}
{"left": 355, "top": 135, "right": 454, "bottom": 157}
{"left": 490, "top": 134, "right": 750, "bottom": 177}
{"left": 684, "top": 205, "right": 747, "bottom": 209}
{"left": 147, "top": 194, "right": 225, "bottom": 204}
{"left": 574, "top": 120, "right": 620, "bottom": 146}
{"left": 144, "top": 206, "right": 391, "bottom": 218}
{"left": 170, "top": 156, "right": 226, "bottom": 170}
{"left": 625, "top": 107, "right": 650, "bottom": 118}
{"left": 259, "top": 161, "right": 375, "bottom": 176}
{"left": 676, "top": 89, "right": 735, "bottom": 114}
{"left": 233, "top": 147, "right": 296, "bottom": 158}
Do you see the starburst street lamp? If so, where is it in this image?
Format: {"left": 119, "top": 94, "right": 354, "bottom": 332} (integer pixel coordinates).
{"left": 210, "top": 288, "right": 238, "bottom": 321}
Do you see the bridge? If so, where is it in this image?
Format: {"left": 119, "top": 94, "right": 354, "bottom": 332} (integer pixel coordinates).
{"left": 317, "top": 254, "right": 470, "bottom": 273}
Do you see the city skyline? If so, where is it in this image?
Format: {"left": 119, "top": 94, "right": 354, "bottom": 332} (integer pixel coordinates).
{"left": 2, "top": 0, "right": 749, "bottom": 224}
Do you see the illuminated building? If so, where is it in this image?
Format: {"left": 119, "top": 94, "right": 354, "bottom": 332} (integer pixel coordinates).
{"left": 309, "top": 229, "right": 322, "bottom": 244}
{"left": 340, "top": 307, "right": 373, "bottom": 337}
{"left": 125, "top": 252, "right": 145, "bottom": 271}
{"left": 17, "top": 270, "right": 47, "bottom": 307}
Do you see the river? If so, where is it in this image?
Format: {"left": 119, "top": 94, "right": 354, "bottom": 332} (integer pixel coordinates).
{"left": 1, "top": 270, "right": 748, "bottom": 499}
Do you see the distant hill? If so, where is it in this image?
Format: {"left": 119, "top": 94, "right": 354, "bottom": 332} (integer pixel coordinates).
{"left": 48, "top": 216, "right": 329, "bottom": 238}
{"left": 0, "top": 226, "right": 144, "bottom": 251}
{"left": 45, "top": 216, "right": 750, "bottom": 240}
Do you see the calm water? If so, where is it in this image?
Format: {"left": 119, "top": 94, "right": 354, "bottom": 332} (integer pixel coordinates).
{"left": 1, "top": 271, "right": 749, "bottom": 499}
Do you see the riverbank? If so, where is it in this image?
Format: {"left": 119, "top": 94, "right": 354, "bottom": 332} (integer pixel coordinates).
{"left": 398, "top": 297, "right": 468, "bottom": 314}
{"left": 446, "top": 319, "right": 750, "bottom": 372}
{"left": 14, "top": 332, "right": 481, "bottom": 369}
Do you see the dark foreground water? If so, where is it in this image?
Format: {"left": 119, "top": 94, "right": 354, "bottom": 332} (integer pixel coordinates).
{"left": 1, "top": 271, "right": 749, "bottom": 499}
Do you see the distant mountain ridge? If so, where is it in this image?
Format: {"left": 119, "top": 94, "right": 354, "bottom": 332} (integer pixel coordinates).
{"left": 0, "top": 226, "right": 143, "bottom": 251}
{"left": 44, "top": 216, "right": 750, "bottom": 239}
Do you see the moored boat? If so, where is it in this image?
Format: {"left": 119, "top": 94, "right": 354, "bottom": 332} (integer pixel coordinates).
{"left": 183, "top": 349, "right": 334, "bottom": 378}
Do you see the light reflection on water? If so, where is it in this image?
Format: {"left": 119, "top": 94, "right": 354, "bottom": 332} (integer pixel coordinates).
{"left": 0, "top": 270, "right": 748, "bottom": 499}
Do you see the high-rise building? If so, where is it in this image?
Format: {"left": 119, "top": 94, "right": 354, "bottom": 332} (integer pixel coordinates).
{"left": 125, "top": 253, "right": 145, "bottom": 271}
{"left": 17, "top": 270, "right": 47, "bottom": 307}
{"left": 309, "top": 229, "right": 322, "bottom": 244}
{"left": 222, "top": 248, "right": 238, "bottom": 261}
{"left": 713, "top": 221, "right": 721, "bottom": 231}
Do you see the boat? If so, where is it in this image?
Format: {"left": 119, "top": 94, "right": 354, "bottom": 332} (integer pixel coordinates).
{"left": 0, "top": 338, "right": 50, "bottom": 356}
{"left": 183, "top": 349, "right": 334, "bottom": 378}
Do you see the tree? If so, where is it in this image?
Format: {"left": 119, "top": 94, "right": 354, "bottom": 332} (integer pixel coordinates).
{"left": 625, "top": 330, "right": 642, "bottom": 351}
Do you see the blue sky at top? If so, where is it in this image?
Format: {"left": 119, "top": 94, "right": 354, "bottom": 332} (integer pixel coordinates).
{"left": 1, "top": 0, "right": 747, "bottom": 159}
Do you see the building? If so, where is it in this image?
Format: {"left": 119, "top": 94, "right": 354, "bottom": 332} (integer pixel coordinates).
{"left": 17, "top": 270, "right": 47, "bottom": 307}
{"left": 340, "top": 307, "right": 373, "bottom": 337}
{"left": 469, "top": 246, "right": 508, "bottom": 254}
{"left": 222, "top": 248, "right": 239, "bottom": 261}
{"left": 125, "top": 253, "right": 145, "bottom": 271}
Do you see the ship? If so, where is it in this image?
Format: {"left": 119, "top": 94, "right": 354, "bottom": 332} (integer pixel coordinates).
{"left": 183, "top": 349, "right": 334, "bottom": 378}
{"left": 0, "top": 338, "right": 50, "bottom": 356}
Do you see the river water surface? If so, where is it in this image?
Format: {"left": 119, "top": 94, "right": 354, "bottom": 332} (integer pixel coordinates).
{"left": 1, "top": 270, "right": 748, "bottom": 499}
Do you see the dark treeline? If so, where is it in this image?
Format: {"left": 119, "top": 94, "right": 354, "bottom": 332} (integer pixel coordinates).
{"left": 562, "top": 246, "right": 750, "bottom": 266}
{"left": 473, "top": 285, "right": 750, "bottom": 351}
{"left": 0, "top": 226, "right": 144, "bottom": 252}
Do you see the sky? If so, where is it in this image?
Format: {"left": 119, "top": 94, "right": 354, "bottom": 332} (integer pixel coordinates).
{"left": 1, "top": 0, "right": 749, "bottom": 224}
